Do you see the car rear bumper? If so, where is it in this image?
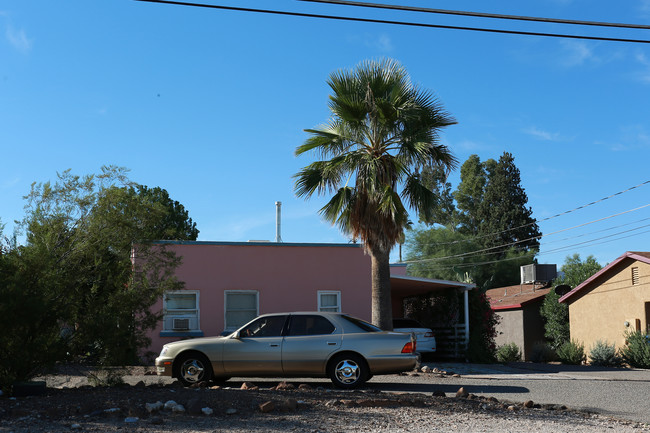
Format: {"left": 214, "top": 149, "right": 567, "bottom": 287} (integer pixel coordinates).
{"left": 367, "top": 354, "right": 417, "bottom": 374}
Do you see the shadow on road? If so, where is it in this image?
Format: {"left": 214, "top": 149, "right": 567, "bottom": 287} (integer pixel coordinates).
{"left": 364, "top": 381, "right": 530, "bottom": 395}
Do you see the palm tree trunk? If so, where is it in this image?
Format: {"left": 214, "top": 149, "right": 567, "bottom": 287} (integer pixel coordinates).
{"left": 370, "top": 247, "right": 393, "bottom": 330}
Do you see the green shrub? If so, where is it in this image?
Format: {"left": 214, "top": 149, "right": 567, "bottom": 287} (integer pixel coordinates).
{"left": 529, "top": 342, "right": 557, "bottom": 363}
{"left": 496, "top": 342, "right": 522, "bottom": 363}
{"left": 619, "top": 330, "right": 650, "bottom": 369}
{"left": 556, "top": 340, "right": 586, "bottom": 365}
{"left": 589, "top": 340, "right": 622, "bottom": 367}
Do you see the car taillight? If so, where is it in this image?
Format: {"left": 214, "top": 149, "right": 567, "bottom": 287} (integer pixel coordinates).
{"left": 424, "top": 332, "right": 434, "bottom": 338}
{"left": 401, "top": 341, "right": 416, "bottom": 354}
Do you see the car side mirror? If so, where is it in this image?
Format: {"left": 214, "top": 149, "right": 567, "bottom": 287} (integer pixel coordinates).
{"left": 232, "top": 331, "right": 241, "bottom": 339}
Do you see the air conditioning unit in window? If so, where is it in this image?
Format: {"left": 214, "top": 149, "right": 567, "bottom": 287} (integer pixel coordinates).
{"left": 172, "top": 317, "right": 190, "bottom": 330}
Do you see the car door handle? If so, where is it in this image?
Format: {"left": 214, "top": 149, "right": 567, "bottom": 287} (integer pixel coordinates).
{"left": 327, "top": 342, "right": 337, "bottom": 346}
{"left": 270, "top": 344, "right": 279, "bottom": 347}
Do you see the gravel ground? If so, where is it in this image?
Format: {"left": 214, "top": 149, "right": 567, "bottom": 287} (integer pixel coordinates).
{"left": 1, "top": 367, "right": 648, "bottom": 432}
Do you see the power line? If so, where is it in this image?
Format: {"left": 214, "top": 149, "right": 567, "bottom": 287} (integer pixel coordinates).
{"left": 300, "top": 0, "right": 650, "bottom": 30}
{"left": 134, "top": 0, "right": 650, "bottom": 44}
{"left": 411, "top": 179, "right": 650, "bottom": 248}
{"left": 411, "top": 226, "right": 650, "bottom": 272}
{"left": 405, "top": 203, "right": 650, "bottom": 265}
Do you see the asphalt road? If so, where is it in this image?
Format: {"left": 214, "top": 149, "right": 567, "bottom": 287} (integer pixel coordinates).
{"left": 370, "top": 362, "right": 650, "bottom": 425}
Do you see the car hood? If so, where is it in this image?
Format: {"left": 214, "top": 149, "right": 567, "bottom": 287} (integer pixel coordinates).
{"left": 164, "top": 335, "right": 229, "bottom": 348}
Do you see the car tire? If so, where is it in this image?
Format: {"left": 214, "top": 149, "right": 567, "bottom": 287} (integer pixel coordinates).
{"left": 175, "top": 352, "right": 213, "bottom": 386}
{"left": 328, "top": 353, "right": 368, "bottom": 389}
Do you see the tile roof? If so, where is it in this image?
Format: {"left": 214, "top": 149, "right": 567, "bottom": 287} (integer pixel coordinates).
{"left": 486, "top": 283, "right": 552, "bottom": 310}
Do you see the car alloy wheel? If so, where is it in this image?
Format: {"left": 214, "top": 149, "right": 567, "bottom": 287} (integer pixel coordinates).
{"left": 176, "top": 353, "right": 212, "bottom": 386}
{"left": 329, "top": 353, "right": 367, "bottom": 389}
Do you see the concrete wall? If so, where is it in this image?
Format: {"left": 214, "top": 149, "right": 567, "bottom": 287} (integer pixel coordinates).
{"left": 494, "top": 302, "right": 546, "bottom": 361}
{"left": 568, "top": 259, "right": 650, "bottom": 351}
{"left": 146, "top": 242, "right": 372, "bottom": 355}
{"left": 494, "top": 309, "right": 524, "bottom": 357}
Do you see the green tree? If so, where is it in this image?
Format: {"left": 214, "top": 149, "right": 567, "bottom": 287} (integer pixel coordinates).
{"left": 454, "top": 154, "right": 487, "bottom": 236}
{"left": 417, "top": 163, "right": 458, "bottom": 229}
{"left": 406, "top": 226, "right": 489, "bottom": 284}
{"left": 554, "top": 253, "right": 602, "bottom": 288}
{"left": 3, "top": 167, "right": 190, "bottom": 382}
{"left": 540, "top": 254, "right": 602, "bottom": 349}
{"left": 477, "top": 152, "right": 541, "bottom": 255}
{"left": 540, "top": 288, "right": 569, "bottom": 349}
{"left": 126, "top": 185, "right": 199, "bottom": 241}
{"left": 294, "top": 59, "right": 457, "bottom": 330}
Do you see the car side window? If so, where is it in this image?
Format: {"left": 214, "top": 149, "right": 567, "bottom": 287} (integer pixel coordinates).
{"left": 288, "top": 315, "right": 335, "bottom": 336}
{"left": 240, "top": 315, "right": 287, "bottom": 338}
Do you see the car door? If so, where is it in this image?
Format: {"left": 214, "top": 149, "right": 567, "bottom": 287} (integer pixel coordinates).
{"left": 282, "top": 314, "right": 341, "bottom": 375}
{"left": 222, "top": 315, "right": 288, "bottom": 375}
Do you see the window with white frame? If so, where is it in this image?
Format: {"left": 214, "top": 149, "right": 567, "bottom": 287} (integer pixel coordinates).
{"left": 224, "top": 290, "right": 259, "bottom": 331}
{"left": 163, "top": 291, "right": 200, "bottom": 331}
{"left": 318, "top": 291, "right": 341, "bottom": 313}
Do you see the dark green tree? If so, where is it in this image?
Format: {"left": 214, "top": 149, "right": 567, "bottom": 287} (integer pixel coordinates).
{"left": 126, "top": 185, "right": 199, "bottom": 241}
{"left": 417, "top": 163, "right": 459, "bottom": 229}
{"left": 541, "top": 254, "right": 602, "bottom": 349}
{"left": 554, "top": 253, "right": 602, "bottom": 288}
{"left": 406, "top": 226, "right": 489, "bottom": 284}
{"left": 294, "top": 59, "right": 457, "bottom": 330}
{"left": 1, "top": 166, "right": 191, "bottom": 387}
{"left": 540, "top": 288, "right": 570, "bottom": 350}
{"left": 477, "top": 152, "right": 541, "bottom": 255}
{"left": 454, "top": 155, "right": 487, "bottom": 236}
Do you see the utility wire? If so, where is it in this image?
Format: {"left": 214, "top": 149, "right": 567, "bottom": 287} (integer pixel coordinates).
{"left": 413, "top": 179, "right": 650, "bottom": 248}
{"left": 134, "top": 0, "right": 650, "bottom": 44}
{"left": 405, "top": 203, "right": 650, "bottom": 264}
{"left": 412, "top": 226, "right": 650, "bottom": 272}
{"left": 300, "top": 0, "right": 650, "bottom": 30}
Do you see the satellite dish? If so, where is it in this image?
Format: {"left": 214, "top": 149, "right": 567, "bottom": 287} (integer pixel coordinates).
{"left": 554, "top": 284, "right": 571, "bottom": 296}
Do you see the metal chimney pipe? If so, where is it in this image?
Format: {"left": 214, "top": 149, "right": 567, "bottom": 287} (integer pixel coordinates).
{"left": 275, "top": 201, "right": 282, "bottom": 243}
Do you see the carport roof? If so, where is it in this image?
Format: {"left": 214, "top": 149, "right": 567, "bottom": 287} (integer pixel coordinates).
{"left": 390, "top": 275, "right": 474, "bottom": 298}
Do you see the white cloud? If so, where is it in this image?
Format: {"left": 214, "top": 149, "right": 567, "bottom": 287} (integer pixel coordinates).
{"left": 523, "top": 126, "right": 562, "bottom": 142}
{"left": 604, "top": 125, "right": 650, "bottom": 151}
{"left": 6, "top": 25, "right": 32, "bottom": 53}
{"left": 559, "top": 40, "right": 596, "bottom": 67}
{"left": 634, "top": 52, "right": 650, "bottom": 83}
{"left": 641, "top": 0, "right": 650, "bottom": 15}
{"left": 347, "top": 33, "right": 393, "bottom": 53}
{"left": 1, "top": 177, "right": 20, "bottom": 190}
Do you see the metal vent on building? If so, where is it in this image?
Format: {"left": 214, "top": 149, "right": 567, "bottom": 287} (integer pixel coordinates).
{"left": 520, "top": 264, "right": 557, "bottom": 284}
{"left": 172, "top": 318, "right": 190, "bottom": 330}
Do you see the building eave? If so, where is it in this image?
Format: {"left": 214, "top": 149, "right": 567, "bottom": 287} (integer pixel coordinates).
{"left": 559, "top": 251, "right": 650, "bottom": 304}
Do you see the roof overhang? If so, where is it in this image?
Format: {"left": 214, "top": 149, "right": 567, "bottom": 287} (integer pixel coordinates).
{"left": 390, "top": 275, "right": 474, "bottom": 298}
{"left": 559, "top": 251, "right": 650, "bottom": 303}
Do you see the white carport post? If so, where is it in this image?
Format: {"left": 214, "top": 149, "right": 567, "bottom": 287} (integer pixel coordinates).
{"left": 462, "top": 286, "right": 471, "bottom": 348}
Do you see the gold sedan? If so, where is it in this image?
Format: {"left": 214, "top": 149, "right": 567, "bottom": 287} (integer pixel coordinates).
{"left": 155, "top": 312, "right": 417, "bottom": 389}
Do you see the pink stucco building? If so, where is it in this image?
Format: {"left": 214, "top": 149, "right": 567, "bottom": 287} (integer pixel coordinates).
{"left": 145, "top": 241, "right": 473, "bottom": 356}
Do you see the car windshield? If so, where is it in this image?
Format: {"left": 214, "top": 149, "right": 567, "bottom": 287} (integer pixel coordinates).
{"left": 341, "top": 315, "right": 382, "bottom": 332}
{"left": 393, "top": 319, "right": 424, "bottom": 328}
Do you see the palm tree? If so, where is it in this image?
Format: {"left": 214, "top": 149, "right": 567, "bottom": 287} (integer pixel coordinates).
{"left": 294, "top": 59, "right": 457, "bottom": 330}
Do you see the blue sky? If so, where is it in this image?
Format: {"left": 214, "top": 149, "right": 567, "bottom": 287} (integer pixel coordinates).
{"left": 1, "top": 0, "right": 650, "bottom": 270}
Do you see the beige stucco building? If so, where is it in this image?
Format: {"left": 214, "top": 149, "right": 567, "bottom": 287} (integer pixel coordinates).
{"left": 559, "top": 251, "right": 650, "bottom": 351}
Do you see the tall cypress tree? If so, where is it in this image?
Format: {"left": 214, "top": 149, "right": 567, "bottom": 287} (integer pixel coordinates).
{"left": 477, "top": 152, "right": 541, "bottom": 255}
